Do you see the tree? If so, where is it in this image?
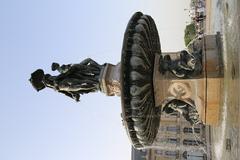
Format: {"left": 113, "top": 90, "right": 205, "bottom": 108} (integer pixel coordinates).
{"left": 184, "top": 23, "right": 196, "bottom": 46}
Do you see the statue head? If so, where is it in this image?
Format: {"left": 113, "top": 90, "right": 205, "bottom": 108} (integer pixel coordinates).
{"left": 29, "top": 69, "right": 46, "bottom": 91}
{"left": 51, "top": 62, "right": 60, "bottom": 71}
{"left": 180, "top": 50, "right": 196, "bottom": 70}
{"left": 187, "top": 57, "right": 196, "bottom": 69}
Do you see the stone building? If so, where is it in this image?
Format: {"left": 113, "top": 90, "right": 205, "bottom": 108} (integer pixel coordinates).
{"left": 132, "top": 112, "right": 212, "bottom": 160}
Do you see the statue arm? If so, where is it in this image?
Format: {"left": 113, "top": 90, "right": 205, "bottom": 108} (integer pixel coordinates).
{"left": 58, "top": 90, "right": 80, "bottom": 102}
{"left": 59, "top": 64, "right": 72, "bottom": 73}
{"left": 52, "top": 63, "right": 72, "bottom": 73}
{"left": 80, "top": 58, "right": 100, "bottom": 66}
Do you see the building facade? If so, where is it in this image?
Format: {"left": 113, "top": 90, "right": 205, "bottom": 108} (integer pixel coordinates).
{"left": 132, "top": 112, "right": 212, "bottom": 160}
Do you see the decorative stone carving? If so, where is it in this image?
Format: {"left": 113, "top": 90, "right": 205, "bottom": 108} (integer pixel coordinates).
{"left": 168, "top": 82, "right": 192, "bottom": 99}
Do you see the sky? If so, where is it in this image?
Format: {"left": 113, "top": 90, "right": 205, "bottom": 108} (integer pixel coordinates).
{"left": 0, "top": 0, "right": 190, "bottom": 160}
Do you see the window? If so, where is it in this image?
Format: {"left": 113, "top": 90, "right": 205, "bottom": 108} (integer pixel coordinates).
{"left": 167, "top": 138, "right": 180, "bottom": 144}
{"left": 165, "top": 151, "right": 179, "bottom": 158}
{"left": 183, "top": 139, "right": 203, "bottom": 146}
{"left": 166, "top": 126, "right": 180, "bottom": 133}
{"left": 182, "top": 151, "right": 206, "bottom": 159}
{"left": 183, "top": 127, "right": 200, "bottom": 133}
{"left": 160, "top": 126, "right": 165, "bottom": 131}
{"left": 155, "top": 150, "right": 164, "bottom": 155}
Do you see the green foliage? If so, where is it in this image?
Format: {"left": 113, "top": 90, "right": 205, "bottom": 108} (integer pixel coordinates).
{"left": 184, "top": 23, "right": 196, "bottom": 46}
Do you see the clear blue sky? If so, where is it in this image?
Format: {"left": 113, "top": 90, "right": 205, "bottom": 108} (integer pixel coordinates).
{"left": 0, "top": 0, "right": 190, "bottom": 160}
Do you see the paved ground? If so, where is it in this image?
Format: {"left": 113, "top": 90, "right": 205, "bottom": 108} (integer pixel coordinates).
{"left": 207, "top": 0, "right": 240, "bottom": 159}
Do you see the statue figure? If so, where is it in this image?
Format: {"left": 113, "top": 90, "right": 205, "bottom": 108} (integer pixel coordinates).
{"left": 29, "top": 58, "right": 105, "bottom": 102}
{"left": 160, "top": 50, "right": 202, "bottom": 78}
{"left": 162, "top": 99, "right": 201, "bottom": 125}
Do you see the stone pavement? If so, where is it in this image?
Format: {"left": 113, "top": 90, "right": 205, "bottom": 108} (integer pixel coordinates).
{"left": 206, "top": 0, "right": 240, "bottom": 159}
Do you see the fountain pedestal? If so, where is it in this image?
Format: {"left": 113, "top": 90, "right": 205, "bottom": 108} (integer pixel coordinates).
{"left": 100, "top": 33, "right": 223, "bottom": 127}
{"left": 152, "top": 33, "right": 223, "bottom": 126}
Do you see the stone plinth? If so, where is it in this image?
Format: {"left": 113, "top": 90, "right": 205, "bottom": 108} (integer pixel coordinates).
{"left": 154, "top": 53, "right": 206, "bottom": 123}
{"left": 153, "top": 33, "right": 223, "bottom": 126}
{"left": 99, "top": 63, "right": 121, "bottom": 96}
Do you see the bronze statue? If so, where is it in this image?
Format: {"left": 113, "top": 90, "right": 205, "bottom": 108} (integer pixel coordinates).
{"left": 29, "top": 58, "right": 104, "bottom": 102}
{"left": 159, "top": 50, "right": 202, "bottom": 78}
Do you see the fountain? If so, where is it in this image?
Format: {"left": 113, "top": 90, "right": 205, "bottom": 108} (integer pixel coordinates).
{"left": 29, "top": 12, "right": 223, "bottom": 149}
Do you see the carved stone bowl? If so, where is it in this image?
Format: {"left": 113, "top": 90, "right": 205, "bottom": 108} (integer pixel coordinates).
{"left": 120, "top": 12, "right": 162, "bottom": 148}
